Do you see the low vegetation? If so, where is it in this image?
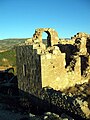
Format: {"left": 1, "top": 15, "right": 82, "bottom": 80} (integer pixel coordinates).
{"left": 0, "top": 38, "right": 27, "bottom": 73}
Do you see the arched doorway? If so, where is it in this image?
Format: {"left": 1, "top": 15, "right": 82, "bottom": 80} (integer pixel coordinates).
{"left": 42, "top": 31, "right": 51, "bottom": 47}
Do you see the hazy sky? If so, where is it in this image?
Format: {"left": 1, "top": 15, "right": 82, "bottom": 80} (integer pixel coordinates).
{"left": 0, "top": 0, "right": 90, "bottom": 39}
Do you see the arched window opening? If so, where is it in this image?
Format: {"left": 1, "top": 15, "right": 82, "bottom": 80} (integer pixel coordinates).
{"left": 42, "top": 31, "right": 51, "bottom": 47}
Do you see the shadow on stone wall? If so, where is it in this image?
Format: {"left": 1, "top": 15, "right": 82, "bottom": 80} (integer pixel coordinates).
{"left": 55, "top": 44, "right": 77, "bottom": 68}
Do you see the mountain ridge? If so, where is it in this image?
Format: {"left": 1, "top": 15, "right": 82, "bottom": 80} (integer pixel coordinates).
{"left": 0, "top": 38, "right": 27, "bottom": 51}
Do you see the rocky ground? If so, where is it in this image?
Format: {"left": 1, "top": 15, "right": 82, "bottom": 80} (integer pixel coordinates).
{"left": 0, "top": 82, "right": 90, "bottom": 120}
{"left": 63, "top": 82, "right": 90, "bottom": 119}
{"left": 0, "top": 103, "right": 74, "bottom": 120}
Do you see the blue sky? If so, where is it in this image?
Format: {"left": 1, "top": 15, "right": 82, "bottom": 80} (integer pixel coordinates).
{"left": 0, "top": 0, "right": 90, "bottom": 39}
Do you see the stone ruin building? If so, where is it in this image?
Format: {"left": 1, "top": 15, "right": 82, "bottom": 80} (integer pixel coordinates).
{"left": 16, "top": 28, "right": 90, "bottom": 96}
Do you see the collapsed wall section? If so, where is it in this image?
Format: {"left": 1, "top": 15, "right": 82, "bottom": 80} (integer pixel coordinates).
{"left": 72, "top": 32, "right": 90, "bottom": 81}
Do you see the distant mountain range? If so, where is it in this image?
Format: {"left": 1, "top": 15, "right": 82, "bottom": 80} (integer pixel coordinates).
{"left": 0, "top": 38, "right": 71, "bottom": 52}
{"left": 0, "top": 38, "right": 27, "bottom": 52}
{"left": 0, "top": 38, "right": 28, "bottom": 71}
{"left": 0, "top": 38, "right": 49, "bottom": 52}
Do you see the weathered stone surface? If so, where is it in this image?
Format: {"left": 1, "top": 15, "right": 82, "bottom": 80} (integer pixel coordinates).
{"left": 40, "top": 84, "right": 90, "bottom": 119}
{"left": 16, "top": 45, "right": 42, "bottom": 96}
{"left": 16, "top": 29, "right": 90, "bottom": 92}
{"left": 64, "top": 83, "right": 90, "bottom": 119}
{"left": 27, "top": 28, "right": 59, "bottom": 46}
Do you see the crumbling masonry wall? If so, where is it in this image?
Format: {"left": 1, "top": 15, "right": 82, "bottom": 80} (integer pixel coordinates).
{"left": 16, "top": 45, "right": 42, "bottom": 96}
{"left": 16, "top": 28, "right": 90, "bottom": 94}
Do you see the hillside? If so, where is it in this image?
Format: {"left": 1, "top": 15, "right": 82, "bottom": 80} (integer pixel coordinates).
{"left": 0, "top": 38, "right": 27, "bottom": 52}
{"left": 0, "top": 38, "right": 27, "bottom": 72}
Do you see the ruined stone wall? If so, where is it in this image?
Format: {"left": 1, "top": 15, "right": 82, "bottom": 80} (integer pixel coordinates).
{"left": 16, "top": 45, "right": 42, "bottom": 96}
{"left": 58, "top": 32, "right": 90, "bottom": 85}
{"left": 16, "top": 28, "right": 90, "bottom": 92}
{"left": 32, "top": 28, "right": 59, "bottom": 46}
{"left": 41, "top": 48, "right": 66, "bottom": 90}
{"left": 72, "top": 33, "right": 90, "bottom": 82}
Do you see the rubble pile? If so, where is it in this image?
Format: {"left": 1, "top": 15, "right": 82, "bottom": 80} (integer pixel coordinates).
{"left": 40, "top": 82, "right": 90, "bottom": 119}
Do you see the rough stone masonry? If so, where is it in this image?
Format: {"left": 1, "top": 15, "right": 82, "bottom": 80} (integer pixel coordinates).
{"left": 16, "top": 28, "right": 90, "bottom": 96}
